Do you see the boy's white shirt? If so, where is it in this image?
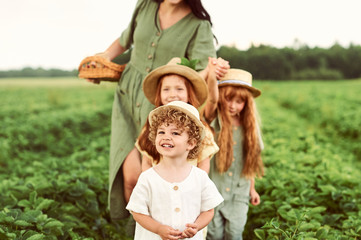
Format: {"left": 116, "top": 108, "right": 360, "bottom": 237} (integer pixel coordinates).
{"left": 126, "top": 166, "right": 224, "bottom": 240}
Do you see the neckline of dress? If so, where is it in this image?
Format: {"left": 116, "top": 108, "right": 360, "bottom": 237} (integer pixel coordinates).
{"left": 155, "top": 7, "right": 192, "bottom": 32}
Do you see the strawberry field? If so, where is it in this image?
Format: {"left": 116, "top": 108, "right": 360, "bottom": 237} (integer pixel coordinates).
{"left": 0, "top": 78, "right": 360, "bottom": 239}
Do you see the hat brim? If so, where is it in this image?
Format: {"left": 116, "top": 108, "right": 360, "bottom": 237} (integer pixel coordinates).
{"left": 148, "top": 104, "right": 205, "bottom": 140}
{"left": 143, "top": 65, "right": 208, "bottom": 105}
{"left": 218, "top": 82, "right": 261, "bottom": 98}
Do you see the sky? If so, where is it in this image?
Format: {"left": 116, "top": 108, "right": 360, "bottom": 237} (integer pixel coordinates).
{"left": 1, "top": 0, "right": 361, "bottom": 70}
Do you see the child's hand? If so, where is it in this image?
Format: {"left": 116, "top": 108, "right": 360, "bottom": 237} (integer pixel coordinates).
{"left": 250, "top": 188, "right": 261, "bottom": 206}
{"left": 214, "top": 57, "right": 230, "bottom": 79}
{"left": 180, "top": 223, "right": 199, "bottom": 238}
{"left": 156, "top": 224, "right": 182, "bottom": 240}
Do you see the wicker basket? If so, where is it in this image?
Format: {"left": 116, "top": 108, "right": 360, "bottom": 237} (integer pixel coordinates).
{"left": 78, "top": 56, "right": 126, "bottom": 82}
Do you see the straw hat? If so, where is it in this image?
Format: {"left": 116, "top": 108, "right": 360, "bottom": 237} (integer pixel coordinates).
{"left": 142, "top": 58, "right": 208, "bottom": 105}
{"left": 148, "top": 101, "right": 205, "bottom": 140}
{"left": 218, "top": 69, "right": 261, "bottom": 97}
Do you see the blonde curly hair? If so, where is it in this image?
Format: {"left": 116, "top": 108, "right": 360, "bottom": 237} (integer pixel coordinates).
{"left": 148, "top": 108, "right": 202, "bottom": 160}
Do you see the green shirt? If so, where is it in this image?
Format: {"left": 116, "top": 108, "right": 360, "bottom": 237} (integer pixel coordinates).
{"left": 119, "top": 0, "right": 216, "bottom": 73}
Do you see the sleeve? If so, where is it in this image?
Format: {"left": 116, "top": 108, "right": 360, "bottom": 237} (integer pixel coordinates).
{"left": 186, "top": 20, "right": 217, "bottom": 71}
{"left": 196, "top": 126, "right": 219, "bottom": 163}
{"left": 135, "top": 139, "right": 154, "bottom": 162}
{"left": 126, "top": 172, "right": 151, "bottom": 215}
{"left": 200, "top": 171, "right": 224, "bottom": 212}
{"left": 118, "top": 0, "right": 147, "bottom": 49}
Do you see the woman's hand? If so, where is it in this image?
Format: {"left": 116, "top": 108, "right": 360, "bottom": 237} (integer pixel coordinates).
{"left": 85, "top": 52, "right": 111, "bottom": 84}
{"left": 214, "top": 57, "right": 230, "bottom": 79}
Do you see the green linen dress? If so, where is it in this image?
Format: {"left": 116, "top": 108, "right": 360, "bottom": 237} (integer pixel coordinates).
{"left": 109, "top": 0, "right": 216, "bottom": 220}
{"left": 207, "top": 116, "right": 264, "bottom": 239}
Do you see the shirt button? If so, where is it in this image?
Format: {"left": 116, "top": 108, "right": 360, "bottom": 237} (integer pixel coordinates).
{"left": 151, "top": 42, "right": 156, "bottom": 47}
{"left": 228, "top": 172, "right": 233, "bottom": 177}
{"left": 146, "top": 67, "right": 150, "bottom": 72}
{"left": 226, "top": 187, "right": 230, "bottom": 192}
{"left": 175, "top": 208, "right": 180, "bottom": 212}
{"left": 173, "top": 186, "right": 178, "bottom": 191}
{"left": 148, "top": 55, "right": 152, "bottom": 59}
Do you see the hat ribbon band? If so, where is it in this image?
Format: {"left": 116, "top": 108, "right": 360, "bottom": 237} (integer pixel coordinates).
{"left": 218, "top": 79, "right": 252, "bottom": 87}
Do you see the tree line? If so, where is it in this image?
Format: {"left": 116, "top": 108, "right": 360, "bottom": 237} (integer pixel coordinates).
{"left": 0, "top": 67, "right": 77, "bottom": 78}
{"left": 1, "top": 43, "right": 360, "bottom": 80}
{"left": 217, "top": 43, "right": 361, "bottom": 80}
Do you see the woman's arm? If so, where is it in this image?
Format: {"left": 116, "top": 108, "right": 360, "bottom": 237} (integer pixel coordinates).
{"left": 131, "top": 212, "right": 182, "bottom": 239}
{"left": 181, "top": 209, "right": 214, "bottom": 238}
{"left": 100, "top": 38, "right": 127, "bottom": 61}
{"left": 86, "top": 38, "right": 127, "bottom": 84}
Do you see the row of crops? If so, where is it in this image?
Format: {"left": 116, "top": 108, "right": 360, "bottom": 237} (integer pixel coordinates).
{"left": 0, "top": 78, "right": 360, "bottom": 239}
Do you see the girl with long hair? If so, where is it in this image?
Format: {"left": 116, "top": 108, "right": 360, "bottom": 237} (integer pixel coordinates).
{"left": 137, "top": 57, "right": 229, "bottom": 172}
{"left": 204, "top": 68, "right": 264, "bottom": 239}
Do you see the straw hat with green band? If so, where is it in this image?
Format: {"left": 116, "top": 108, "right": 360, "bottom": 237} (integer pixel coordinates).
{"left": 142, "top": 57, "right": 208, "bottom": 105}
{"left": 218, "top": 69, "right": 261, "bottom": 98}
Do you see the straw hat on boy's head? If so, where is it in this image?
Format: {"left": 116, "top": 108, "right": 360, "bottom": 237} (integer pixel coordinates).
{"left": 142, "top": 57, "right": 208, "bottom": 105}
{"left": 148, "top": 101, "right": 205, "bottom": 140}
{"left": 218, "top": 69, "right": 261, "bottom": 97}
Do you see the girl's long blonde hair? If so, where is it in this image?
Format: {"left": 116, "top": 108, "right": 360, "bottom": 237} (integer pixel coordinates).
{"left": 216, "top": 86, "right": 264, "bottom": 179}
{"left": 138, "top": 75, "right": 202, "bottom": 163}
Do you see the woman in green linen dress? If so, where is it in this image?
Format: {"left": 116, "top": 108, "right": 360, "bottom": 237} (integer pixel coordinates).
{"left": 88, "top": 0, "right": 221, "bottom": 221}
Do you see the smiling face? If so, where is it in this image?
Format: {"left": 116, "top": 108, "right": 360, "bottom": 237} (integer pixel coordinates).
{"left": 155, "top": 123, "right": 195, "bottom": 160}
{"left": 160, "top": 74, "right": 189, "bottom": 105}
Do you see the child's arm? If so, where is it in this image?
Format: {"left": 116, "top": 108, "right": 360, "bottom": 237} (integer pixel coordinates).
{"left": 131, "top": 212, "right": 182, "bottom": 239}
{"left": 197, "top": 157, "right": 210, "bottom": 173}
{"left": 181, "top": 209, "right": 214, "bottom": 238}
{"left": 250, "top": 178, "right": 261, "bottom": 206}
{"left": 203, "top": 57, "right": 219, "bottom": 123}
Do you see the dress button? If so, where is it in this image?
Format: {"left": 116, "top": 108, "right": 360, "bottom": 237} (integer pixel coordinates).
{"left": 148, "top": 55, "right": 152, "bottom": 59}
{"left": 232, "top": 157, "right": 235, "bottom": 162}
{"left": 151, "top": 42, "right": 155, "bottom": 47}
{"left": 146, "top": 67, "right": 150, "bottom": 72}
{"left": 233, "top": 141, "right": 237, "bottom": 145}
{"left": 156, "top": 32, "right": 161, "bottom": 36}
{"left": 175, "top": 208, "right": 180, "bottom": 212}
{"left": 173, "top": 186, "right": 178, "bottom": 191}
{"left": 228, "top": 172, "right": 233, "bottom": 177}
{"left": 136, "top": 102, "right": 140, "bottom": 107}
{"left": 226, "top": 187, "right": 230, "bottom": 192}
{"left": 234, "top": 126, "right": 238, "bottom": 130}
